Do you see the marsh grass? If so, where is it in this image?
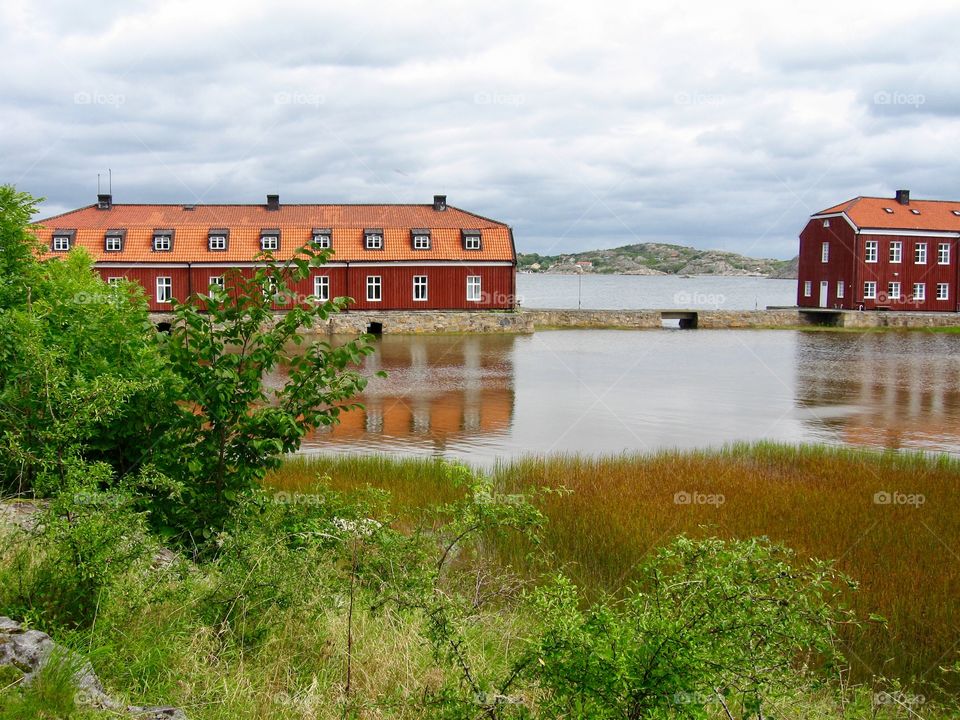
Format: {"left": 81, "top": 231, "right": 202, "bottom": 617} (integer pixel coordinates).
{"left": 269, "top": 444, "right": 960, "bottom": 692}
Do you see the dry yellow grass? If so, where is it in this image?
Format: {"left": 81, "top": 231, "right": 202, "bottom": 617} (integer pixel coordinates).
{"left": 268, "top": 444, "right": 960, "bottom": 691}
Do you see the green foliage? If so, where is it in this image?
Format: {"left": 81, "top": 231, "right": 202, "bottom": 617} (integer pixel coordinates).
{"left": 156, "top": 247, "right": 376, "bottom": 547}
{"left": 0, "top": 185, "right": 42, "bottom": 311}
{"left": 525, "top": 536, "right": 855, "bottom": 719}
{"left": 331, "top": 462, "right": 550, "bottom": 718}
{"left": 0, "top": 649, "right": 94, "bottom": 720}
{"left": 0, "top": 188, "right": 378, "bottom": 553}
{"left": 0, "top": 463, "right": 159, "bottom": 630}
{"left": 0, "top": 231, "right": 173, "bottom": 492}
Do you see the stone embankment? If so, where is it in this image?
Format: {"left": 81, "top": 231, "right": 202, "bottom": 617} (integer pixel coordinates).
{"left": 147, "top": 308, "right": 960, "bottom": 334}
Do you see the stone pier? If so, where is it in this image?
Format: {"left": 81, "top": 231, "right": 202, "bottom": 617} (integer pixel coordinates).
{"left": 147, "top": 308, "right": 960, "bottom": 334}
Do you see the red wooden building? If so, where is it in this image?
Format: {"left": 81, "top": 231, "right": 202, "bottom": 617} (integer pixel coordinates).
{"left": 798, "top": 190, "right": 960, "bottom": 311}
{"left": 33, "top": 194, "right": 517, "bottom": 312}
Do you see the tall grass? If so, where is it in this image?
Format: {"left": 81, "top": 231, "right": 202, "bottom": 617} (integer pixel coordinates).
{"left": 268, "top": 444, "right": 960, "bottom": 692}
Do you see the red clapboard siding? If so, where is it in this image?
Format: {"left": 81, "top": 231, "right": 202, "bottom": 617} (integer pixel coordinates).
{"left": 97, "top": 264, "right": 516, "bottom": 312}
{"left": 797, "top": 217, "right": 858, "bottom": 309}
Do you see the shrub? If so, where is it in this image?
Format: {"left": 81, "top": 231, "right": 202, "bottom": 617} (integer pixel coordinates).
{"left": 154, "top": 248, "right": 376, "bottom": 549}
{"left": 525, "top": 536, "right": 855, "bottom": 719}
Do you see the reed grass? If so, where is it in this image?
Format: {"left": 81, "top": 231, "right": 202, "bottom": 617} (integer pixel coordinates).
{"left": 268, "top": 444, "right": 960, "bottom": 692}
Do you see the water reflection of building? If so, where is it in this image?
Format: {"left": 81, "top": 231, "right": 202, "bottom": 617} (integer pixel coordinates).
{"left": 305, "top": 334, "right": 516, "bottom": 452}
{"left": 794, "top": 332, "right": 960, "bottom": 452}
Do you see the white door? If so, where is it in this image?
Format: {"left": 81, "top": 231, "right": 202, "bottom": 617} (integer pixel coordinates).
{"left": 819, "top": 280, "right": 829, "bottom": 308}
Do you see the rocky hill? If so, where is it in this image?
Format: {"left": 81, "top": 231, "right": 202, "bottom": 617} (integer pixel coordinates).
{"left": 518, "top": 243, "right": 798, "bottom": 278}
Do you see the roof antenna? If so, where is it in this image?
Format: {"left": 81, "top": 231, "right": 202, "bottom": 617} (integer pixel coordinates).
{"left": 97, "top": 173, "right": 101, "bottom": 194}
{"left": 108, "top": 168, "right": 112, "bottom": 195}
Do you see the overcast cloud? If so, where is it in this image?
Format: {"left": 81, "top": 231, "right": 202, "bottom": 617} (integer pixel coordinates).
{"left": 2, "top": 0, "right": 959, "bottom": 258}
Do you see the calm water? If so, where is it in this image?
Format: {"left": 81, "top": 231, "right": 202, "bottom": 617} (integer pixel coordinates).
{"left": 298, "top": 330, "right": 960, "bottom": 464}
{"left": 516, "top": 273, "right": 797, "bottom": 310}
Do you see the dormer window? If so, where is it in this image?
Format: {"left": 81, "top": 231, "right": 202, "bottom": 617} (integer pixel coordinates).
{"left": 312, "top": 228, "right": 332, "bottom": 249}
{"left": 152, "top": 229, "right": 174, "bottom": 252}
{"left": 208, "top": 228, "right": 229, "bottom": 252}
{"left": 51, "top": 229, "right": 75, "bottom": 252}
{"left": 104, "top": 229, "right": 126, "bottom": 252}
{"left": 364, "top": 229, "right": 384, "bottom": 250}
{"left": 910, "top": 209, "right": 921, "bottom": 215}
{"left": 260, "top": 229, "right": 280, "bottom": 251}
{"left": 952, "top": 210, "right": 960, "bottom": 217}
{"left": 883, "top": 207, "right": 894, "bottom": 214}
{"left": 462, "top": 229, "right": 482, "bottom": 250}
{"left": 411, "top": 229, "right": 431, "bottom": 250}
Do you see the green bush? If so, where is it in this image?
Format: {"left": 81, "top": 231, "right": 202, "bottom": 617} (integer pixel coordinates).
{"left": 525, "top": 536, "right": 854, "bottom": 719}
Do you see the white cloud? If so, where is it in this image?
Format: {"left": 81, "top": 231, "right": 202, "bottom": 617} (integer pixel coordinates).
{"left": 4, "top": 0, "right": 960, "bottom": 259}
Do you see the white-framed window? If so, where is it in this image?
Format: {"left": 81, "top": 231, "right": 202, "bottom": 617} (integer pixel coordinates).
{"left": 889, "top": 241, "right": 902, "bottom": 263}
{"left": 937, "top": 283, "right": 950, "bottom": 300}
{"left": 887, "top": 281, "right": 901, "bottom": 300}
{"left": 938, "top": 243, "right": 950, "bottom": 265}
{"left": 153, "top": 234, "right": 171, "bottom": 252}
{"left": 107, "top": 276, "right": 123, "bottom": 286}
{"left": 865, "top": 240, "right": 878, "bottom": 263}
{"left": 209, "top": 276, "right": 225, "bottom": 290}
{"left": 260, "top": 235, "right": 279, "bottom": 251}
{"left": 837, "top": 280, "right": 845, "bottom": 299}
{"left": 366, "top": 275, "right": 382, "bottom": 302}
{"left": 312, "top": 233, "right": 331, "bottom": 249}
{"left": 822, "top": 219, "right": 830, "bottom": 228}
{"left": 466, "top": 275, "right": 482, "bottom": 302}
{"left": 365, "top": 233, "right": 384, "bottom": 250}
{"left": 413, "top": 275, "right": 428, "bottom": 301}
{"left": 208, "top": 235, "right": 227, "bottom": 251}
{"left": 913, "top": 283, "right": 925, "bottom": 302}
{"left": 105, "top": 235, "right": 123, "bottom": 252}
{"left": 803, "top": 280, "right": 812, "bottom": 297}
{"left": 52, "top": 235, "right": 71, "bottom": 251}
{"left": 313, "top": 275, "right": 329, "bottom": 301}
{"left": 413, "top": 234, "right": 431, "bottom": 250}
{"left": 464, "top": 234, "right": 481, "bottom": 250}
{"left": 864, "top": 281, "right": 877, "bottom": 300}
{"left": 915, "top": 242, "right": 927, "bottom": 264}
{"left": 821, "top": 242, "right": 829, "bottom": 263}
{"left": 156, "top": 276, "right": 172, "bottom": 303}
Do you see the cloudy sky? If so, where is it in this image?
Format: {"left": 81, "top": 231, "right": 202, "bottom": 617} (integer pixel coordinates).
{"left": 3, "top": 0, "right": 959, "bottom": 259}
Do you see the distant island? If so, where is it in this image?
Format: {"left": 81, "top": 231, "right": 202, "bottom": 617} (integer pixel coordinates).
{"left": 518, "top": 242, "right": 799, "bottom": 278}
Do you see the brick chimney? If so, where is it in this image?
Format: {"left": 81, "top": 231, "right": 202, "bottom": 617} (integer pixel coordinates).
{"left": 433, "top": 194, "right": 447, "bottom": 212}
{"left": 266, "top": 194, "right": 280, "bottom": 211}
{"left": 895, "top": 189, "right": 910, "bottom": 205}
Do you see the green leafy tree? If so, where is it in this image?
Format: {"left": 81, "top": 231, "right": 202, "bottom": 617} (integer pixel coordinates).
{"left": 0, "top": 189, "right": 172, "bottom": 493}
{"left": 0, "top": 185, "right": 42, "bottom": 311}
{"left": 157, "top": 247, "right": 376, "bottom": 547}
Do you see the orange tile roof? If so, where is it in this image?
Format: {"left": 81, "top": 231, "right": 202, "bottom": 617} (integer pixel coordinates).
{"left": 32, "top": 203, "right": 515, "bottom": 263}
{"left": 813, "top": 196, "right": 960, "bottom": 232}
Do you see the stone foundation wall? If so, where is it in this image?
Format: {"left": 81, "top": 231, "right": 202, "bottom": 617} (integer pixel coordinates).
{"left": 696, "top": 310, "right": 810, "bottom": 328}
{"left": 147, "top": 308, "right": 960, "bottom": 333}
{"left": 524, "top": 309, "right": 812, "bottom": 329}
{"left": 522, "top": 309, "right": 662, "bottom": 329}
{"left": 149, "top": 310, "right": 533, "bottom": 334}
{"left": 325, "top": 311, "right": 534, "bottom": 334}
{"left": 835, "top": 311, "right": 960, "bottom": 329}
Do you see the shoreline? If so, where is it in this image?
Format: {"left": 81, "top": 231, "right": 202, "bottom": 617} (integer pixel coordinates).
{"left": 146, "top": 307, "right": 960, "bottom": 334}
